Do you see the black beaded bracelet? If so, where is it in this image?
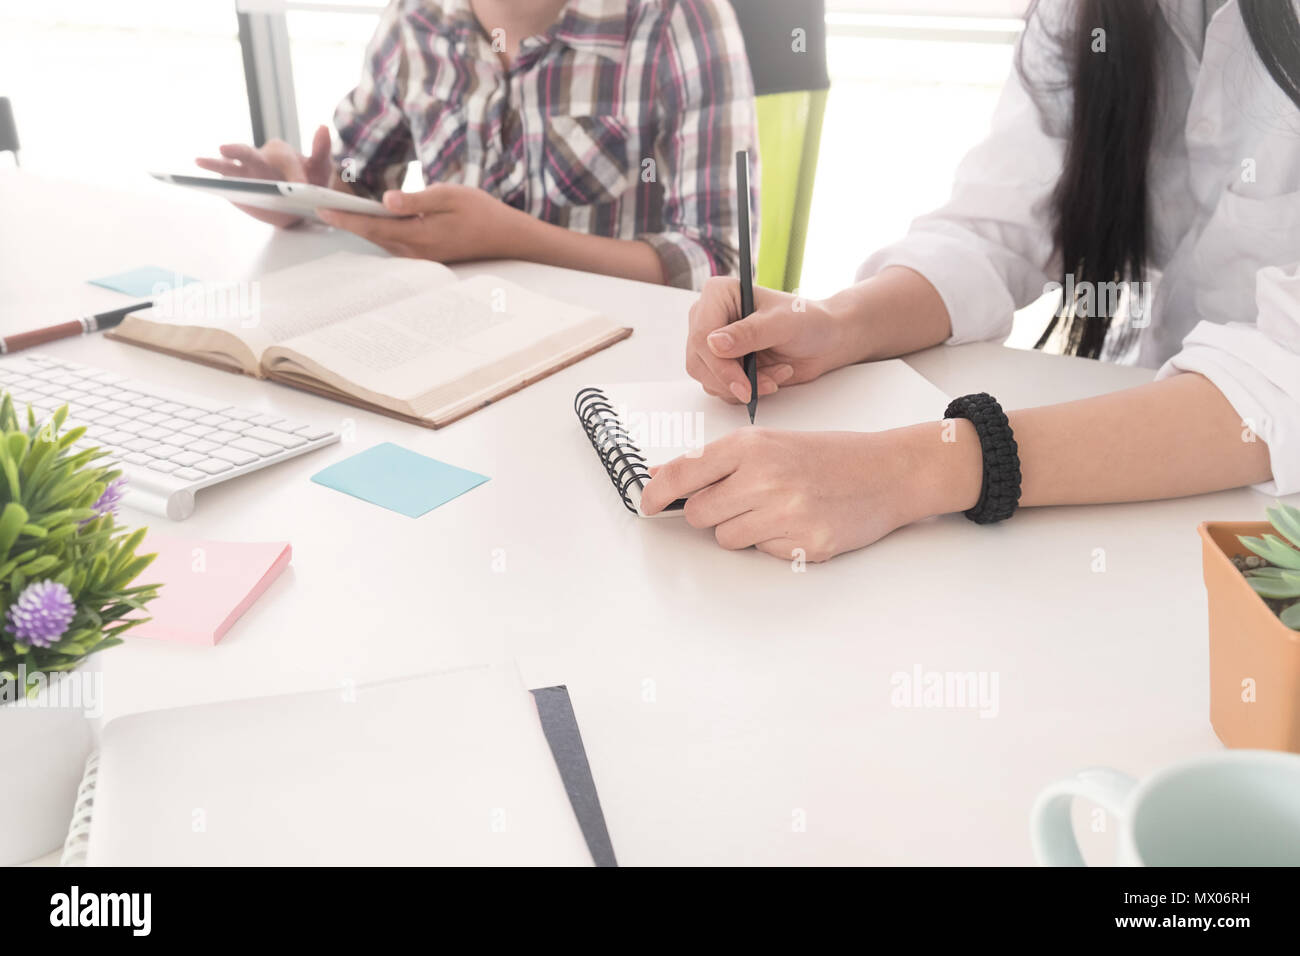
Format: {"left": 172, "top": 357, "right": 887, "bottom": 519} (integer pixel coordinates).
{"left": 943, "top": 392, "right": 1021, "bottom": 524}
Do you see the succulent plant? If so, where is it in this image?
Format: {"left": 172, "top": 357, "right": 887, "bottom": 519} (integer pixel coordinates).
{"left": 1238, "top": 503, "right": 1300, "bottom": 630}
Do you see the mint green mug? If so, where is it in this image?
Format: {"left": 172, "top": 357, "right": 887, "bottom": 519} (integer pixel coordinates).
{"left": 1032, "top": 750, "right": 1300, "bottom": 866}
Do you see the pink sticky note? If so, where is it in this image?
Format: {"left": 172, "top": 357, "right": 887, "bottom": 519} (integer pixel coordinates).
{"left": 130, "top": 535, "right": 292, "bottom": 645}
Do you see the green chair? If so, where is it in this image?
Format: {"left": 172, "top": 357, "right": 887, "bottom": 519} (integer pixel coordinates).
{"left": 729, "top": 1, "right": 830, "bottom": 292}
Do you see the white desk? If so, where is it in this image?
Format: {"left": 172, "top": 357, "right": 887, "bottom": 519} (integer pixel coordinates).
{"left": 3, "top": 171, "right": 1286, "bottom": 865}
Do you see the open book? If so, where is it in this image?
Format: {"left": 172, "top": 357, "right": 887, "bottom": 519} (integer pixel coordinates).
{"left": 107, "top": 252, "right": 631, "bottom": 428}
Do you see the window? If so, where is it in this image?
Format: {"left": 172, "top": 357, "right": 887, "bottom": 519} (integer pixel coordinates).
{"left": 0, "top": 0, "right": 251, "bottom": 182}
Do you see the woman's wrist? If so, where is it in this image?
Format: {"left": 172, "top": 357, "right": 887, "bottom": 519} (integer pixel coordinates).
{"left": 822, "top": 267, "right": 954, "bottom": 364}
{"left": 897, "top": 419, "right": 985, "bottom": 521}
{"left": 820, "top": 284, "right": 882, "bottom": 365}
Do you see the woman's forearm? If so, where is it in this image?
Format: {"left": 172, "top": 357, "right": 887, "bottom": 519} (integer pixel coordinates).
{"left": 918, "top": 372, "right": 1274, "bottom": 519}
{"left": 824, "top": 266, "right": 954, "bottom": 364}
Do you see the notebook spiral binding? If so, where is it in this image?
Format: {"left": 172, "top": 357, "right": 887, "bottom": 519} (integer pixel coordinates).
{"left": 59, "top": 750, "right": 100, "bottom": 867}
{"left": 574, "top": 387, "right": 649, "bottom": 514}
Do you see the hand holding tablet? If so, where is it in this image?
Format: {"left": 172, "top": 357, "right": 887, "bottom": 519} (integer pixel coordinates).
{"left": 182, "top": 124, "right": 406, "bottom": 225}
{"left": 153, "top": 171, "right": 407, "bottom": 221}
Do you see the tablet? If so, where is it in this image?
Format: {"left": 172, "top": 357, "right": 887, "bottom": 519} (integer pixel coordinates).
{"left": 150, "top": 172, "right": 408, "bottom": 219}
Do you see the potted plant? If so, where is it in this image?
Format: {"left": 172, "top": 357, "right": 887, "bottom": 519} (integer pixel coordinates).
{"left": 0, "top": 396, "right": 158, "bottom": 865}
{"left": 1199, "top": 502, "right": 1300, "bottom": 753}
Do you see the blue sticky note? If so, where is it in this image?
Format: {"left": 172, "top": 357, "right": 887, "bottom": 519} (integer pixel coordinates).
{"left": 89, "top": 266, "right": 200, "bottom": 298}
{"left": 310, "top": 442, "right": 489, "bottom": 518}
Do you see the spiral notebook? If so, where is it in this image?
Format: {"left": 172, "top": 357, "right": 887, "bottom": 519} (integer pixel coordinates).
{"left": 575, "top": 361, "right": 951, "bottom": 516}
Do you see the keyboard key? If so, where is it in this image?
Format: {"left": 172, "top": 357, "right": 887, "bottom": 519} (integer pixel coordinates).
{"left": 243, "top": 425, "right": 306, "bottom": 448}
{"left": 293, "top": 424, "right": 335, "bottom": 440}
{"left": 159, "top": 417, "right": 192, "bottom": 431}
{"left": 185, "top": 438, "right": 218, "bottom": 454}
{"left": 249, "top": 413, "right": 283, "bottom": 427}
{"left": 137, "top": 411, "right": 167, "bottom": 425}
{"left": 196, "top": 413, "right": 228, "bottom": 427}
{"left": 97, "top": 400, "right": 127, "bottom": 414}
{"left": 139, "top": 426, "right": 171, "bottom": 441}
{"left": 207, "top": 429, "right": 240, "bottom": 444}
{"left": 170, "top": 451, "right": 204, "bottom": 467}
{"left": 124, "top": 452, "right": 151, "bottom": 465}
{"left": 145, "top": 444, "right": 185, "bottom": 459}
{"left": 99, "top": 430, "right": 134, "bottom": 446}
{"left": 223, "top": 408, "right": 257, "bottom": 421}
{"left": 231, "top": 436, "right": 281, "bottom": 457}
{"left": 123, "top": 438, "right": 155, "bottom": 452}
{"left": 97, "top": 414, "right": 127, "bottom": 429}
{"left": 144, "top": 459, "right": 178, "bottom": 474}
{"left": 117, "top": 420, "right": 149, "bottom": 435}
{"left": 130, "top": 396, "right": 163, "bottom": 409}
{"left": 183, "top": 424, "right": 214, "bottom": 438}
{"left": 209, "top": 446, "right": 257, "bottom": 466}
{"left": 195, "top": 458, "right": 234, "bottom": 475}
{"left": 173, "top": 407, "right": 206, "bottom": 420}
{"left": 173, "top": 467, "right": 204, "bottom": 480}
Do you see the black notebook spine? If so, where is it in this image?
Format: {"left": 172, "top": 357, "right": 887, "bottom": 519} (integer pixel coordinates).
{"left": 574, "top": 387, "right": 649, "bottom": 514}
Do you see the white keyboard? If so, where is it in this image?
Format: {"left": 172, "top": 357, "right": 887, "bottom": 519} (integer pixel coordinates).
{"left": 0, "top": 354, "right": 340, "bottom": 520}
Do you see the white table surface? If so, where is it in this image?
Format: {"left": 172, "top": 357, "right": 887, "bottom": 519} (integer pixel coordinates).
{"left": 3, "top": 170, "right": 1288, "bottom": 866}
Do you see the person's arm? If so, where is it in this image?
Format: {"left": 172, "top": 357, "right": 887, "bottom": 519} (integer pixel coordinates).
{"left": 640, "top": 372, "right": 1274, "bottom": 562}
{"left": 935, "top": 374, "right": 1273, "bottom": 515}
{"left": 503, "top": 219, "right": 665, "bottom": 284}
{"left": 683, "top": 266, "right": 954, "bottom": 405}
{"left": 635, "top": 0, "right": 759, "bottom": 289}
{"left": 853, "top": 5, "right": 1072, "bottom": 347}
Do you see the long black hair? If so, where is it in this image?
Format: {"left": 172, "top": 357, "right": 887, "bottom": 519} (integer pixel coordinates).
{"left": 1025, "top": 0, "right": 1300, "bottom": 359}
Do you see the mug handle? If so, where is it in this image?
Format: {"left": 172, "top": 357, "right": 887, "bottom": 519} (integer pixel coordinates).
{"left": 1030, "top": 768, "right": 1138, "bottom": 866}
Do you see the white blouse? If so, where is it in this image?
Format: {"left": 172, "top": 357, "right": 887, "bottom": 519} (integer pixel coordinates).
{"left": 857, "top": 0, "right": 1300, "bottom": 495}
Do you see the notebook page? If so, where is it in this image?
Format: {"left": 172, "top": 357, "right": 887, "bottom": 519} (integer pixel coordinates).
{"left": 87, "top": 666, "right": 592, "bottom": 866}
{"left": 592, "top": 360, "right": 952, "bottom": 516}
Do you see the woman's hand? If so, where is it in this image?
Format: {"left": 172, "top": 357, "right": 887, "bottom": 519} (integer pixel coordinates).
{"left": 195, "top": 124, "right": 334, "bottom": 228}
{"left": 316, "top": 184, "right": 530, "bottom": 261}
{"left": 686, "top": 278, "right": 854, "bottom": 404}
{"left": 640, "top": 424, "right": 983, "bottom": 562}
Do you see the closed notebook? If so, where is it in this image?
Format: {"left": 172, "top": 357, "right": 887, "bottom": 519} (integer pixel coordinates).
{"left": 71, "top": 667, "right": 594, "bottom": 866}
{"left": 132, "top": 535, "right": 291, "bottom": 645}
{"left": 574, "top": 360, "right": 951, "bottom": 516}
{"left": 107, "top": 252, "right": 631, "bottom": 428}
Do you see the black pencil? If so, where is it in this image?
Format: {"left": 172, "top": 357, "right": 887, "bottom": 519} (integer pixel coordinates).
{"left": 735, "top": 151, "right": 758, "bottom": 423}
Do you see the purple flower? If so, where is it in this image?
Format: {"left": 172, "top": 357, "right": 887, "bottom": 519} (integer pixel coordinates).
{"left": 5, "top": 580, "right": 76, "bottom": 648}
{"left": 91, "top": 477, "right": 126, "bottom": 518}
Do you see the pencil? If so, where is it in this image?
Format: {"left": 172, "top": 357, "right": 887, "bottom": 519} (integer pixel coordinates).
{"left": 735, "top": 150, "right": 758, "bottom": 424}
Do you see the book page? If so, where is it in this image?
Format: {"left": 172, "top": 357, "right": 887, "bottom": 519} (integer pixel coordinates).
{"left": 117, "top": 252, "right": 457, "bottom": 362}
{"left": 266, "top": 275, "right": 607, "bottom": 411}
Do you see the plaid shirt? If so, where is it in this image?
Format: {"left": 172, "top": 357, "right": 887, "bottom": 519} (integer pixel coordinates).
{"left": 333, "top": 0, "right": 758, "bottom": 289}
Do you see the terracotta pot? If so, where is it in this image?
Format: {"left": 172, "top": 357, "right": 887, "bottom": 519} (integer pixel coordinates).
{"left": 1199, "top": 522, "right": 1300, "bottom": 752}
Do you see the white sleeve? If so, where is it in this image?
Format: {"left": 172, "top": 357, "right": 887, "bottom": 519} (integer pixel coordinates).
{"left": 855, "top": 9, "right": 1067, "bottom": 344}
{"left": 1156, "top": 265, "right": 1300, "bottom": 496}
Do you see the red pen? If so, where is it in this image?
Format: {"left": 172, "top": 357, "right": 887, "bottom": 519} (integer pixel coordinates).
{"left": 0, "top": 302, "right": 151, "bottom": 355}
